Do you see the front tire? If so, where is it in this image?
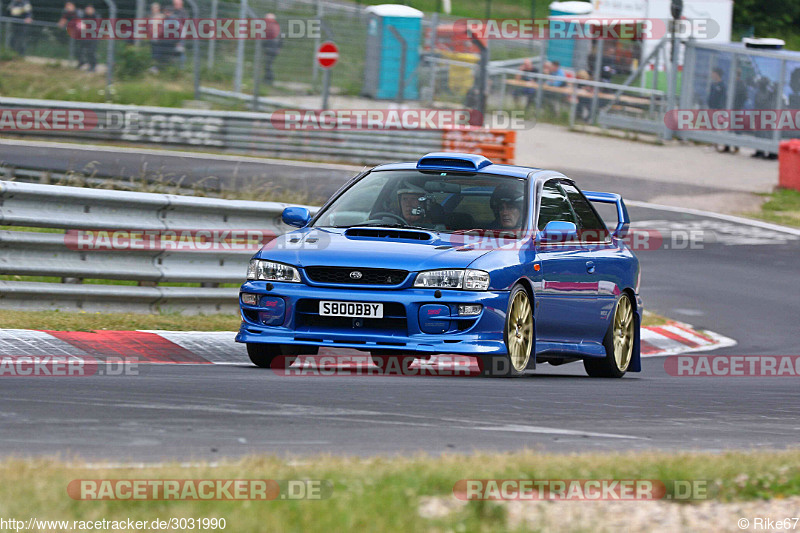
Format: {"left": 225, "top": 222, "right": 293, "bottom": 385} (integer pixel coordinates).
{"left": 246, "top": 343, "right": 281, "bottom": 368}
{"left": 482, "top": 284, "right": 533, "bottom": 377}
{"left": 584, "top": 293, "right": 635, "bottom": 378}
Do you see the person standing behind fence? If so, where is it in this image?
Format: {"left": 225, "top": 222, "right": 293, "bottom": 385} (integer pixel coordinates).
{"left": 261, "top": 13, "right": 282, "bottom": 86}
{"left": 148, "top": 2, "right": 169, "bottom": 72}
{"left": 7, "top": 0, "right": 32, "bottom": 56}
{"left": 57, "top": 1, "right": 79, "bottom": 57}
{"left": 546, "top": 61, "right": 565, "bottom": 88}
{"left": 168, "top": 0, "right": 188, "bottom": 68}
{"left": 76, "top": 4, "right": 100, "bottom": 71}
{"left": 513, "top": 59, "right": 538, "bottom": 108}
{"left": 707, "top": 67, "right": 726, "bottom": 110}
{"left": 707, "top": 67, "right": 733, "bottom": 153}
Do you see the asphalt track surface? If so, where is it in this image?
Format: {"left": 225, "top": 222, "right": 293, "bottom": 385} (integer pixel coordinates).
{"left": 1, "top": 143, "right": 799, "bottom": 461}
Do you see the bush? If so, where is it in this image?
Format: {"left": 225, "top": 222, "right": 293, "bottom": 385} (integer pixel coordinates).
{"left": 115, "top": 43, "right": 153, "bottom": 80}
{"left": 0, "top": 47, "right": 18, "bottom": 62}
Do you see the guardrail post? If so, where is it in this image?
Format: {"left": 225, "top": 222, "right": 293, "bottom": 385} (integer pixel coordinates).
{"left": 312, "top": 0, "right": 323, "bottom": 84}
{"left": 387, "top": 26, "right": 407, "bottom": 104}
{"left": 426, "top": 12, "right": 438, "bottom": 104}
{"left": 184, "top": 0, "right": 201, "bottom": 100}
{"left": 569, "top": 79, "right": 577, "bottom": 128}
{"left": 589, "top": 37, "right": 604, "bottom": 124}
{"left": 252, "top": 34, "right": 262, "bottom": 111}
{"left": 234, "top": 0, "right": 247, "bottom": 92}
{"left": 135, "top": 0, "right": 144, "bottom": 46}
{"left": 3, "top": 17, "right": 10, "bottom": 50}
{"left": 468, "top": 30, "right": 488, "bottom": 122}
{"left": 102, "top": 0, "right": 117, "bottom": 96}
{"left": 207, "top": 0, "right": 218, "bottom": 69}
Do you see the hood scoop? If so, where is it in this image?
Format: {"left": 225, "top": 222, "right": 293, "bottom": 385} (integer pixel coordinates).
{"left": 344, "top": 227, "right": 433, "bottom": 241}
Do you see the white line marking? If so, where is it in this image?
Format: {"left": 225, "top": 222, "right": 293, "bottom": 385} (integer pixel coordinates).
{"left": 0, "top": 138, "right": 363, "bottom": 171}
{"left": 471, "top": 424, "right": 644, "bottom": 440}
{"left": 627, "top": 200, "right": 800, "bottom": 237}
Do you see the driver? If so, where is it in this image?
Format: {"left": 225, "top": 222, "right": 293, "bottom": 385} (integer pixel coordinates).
{"left": 396, "top": 181, "right": 434, "bottom": 227}
{"left": 490, "top": 184, "right": 525, "bottom": 230}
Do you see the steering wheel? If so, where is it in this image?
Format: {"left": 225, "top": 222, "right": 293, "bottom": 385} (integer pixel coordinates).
{"left": 367, "top": 212, "right": 408, "bottom": 225}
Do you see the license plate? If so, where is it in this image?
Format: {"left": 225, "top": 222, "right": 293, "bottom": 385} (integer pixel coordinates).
{"left": 319, "top": 301, "right": 383, "bottom": 318}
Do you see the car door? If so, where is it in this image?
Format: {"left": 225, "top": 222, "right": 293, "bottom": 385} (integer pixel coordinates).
{"left": 558, "top": 181, "right": 616, "bottom": 343}
{"left": 533, "top": 179, "right": 597, "bottom": 344}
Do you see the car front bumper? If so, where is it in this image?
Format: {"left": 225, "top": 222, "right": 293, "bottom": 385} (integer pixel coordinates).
{"left": 235, "top": 281, "right": 511, "bottom": 355}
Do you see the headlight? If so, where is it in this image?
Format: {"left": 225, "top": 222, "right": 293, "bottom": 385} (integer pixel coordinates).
{"left": 247, "top": 259, "right": 301, "bottom": 282}
{"left": 413, "top": 269, "right": 489, "bottom": 290}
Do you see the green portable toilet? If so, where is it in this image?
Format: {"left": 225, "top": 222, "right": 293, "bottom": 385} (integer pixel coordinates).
{"left": 547, "top": 1, "right": 592, "bottom": 68}
{"left": 363, "top": 4, "right": 423, "bottom": 100}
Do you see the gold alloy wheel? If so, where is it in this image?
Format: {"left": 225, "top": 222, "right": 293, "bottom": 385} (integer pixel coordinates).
{"left": 507, "top": 289, "right": 533, "bottom": 372}
{"left": 612, "top": 295, "right": 635, "bottom": 372}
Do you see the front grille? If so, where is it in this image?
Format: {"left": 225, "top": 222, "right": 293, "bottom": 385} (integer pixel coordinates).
{"left": 305, "top": 266, "right": 408, "bottom": 285}
{"left": 296, "top": 299, "right": 407, "bottom": 333}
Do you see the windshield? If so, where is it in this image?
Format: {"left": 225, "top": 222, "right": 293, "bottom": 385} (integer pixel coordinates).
{"left": 312, "top": 170, "right": 528, "bottom": 233}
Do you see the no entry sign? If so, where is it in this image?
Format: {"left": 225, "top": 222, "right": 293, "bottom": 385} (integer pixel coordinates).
{"left": 316, "top": 41, "right": 339, "bottom": 69}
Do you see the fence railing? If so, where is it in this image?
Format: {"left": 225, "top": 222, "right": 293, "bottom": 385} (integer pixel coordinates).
{"left": 0, "top": 180, "right": 317, "bottom": 314}
{"left": 0, "top": 96, "right": 516, "bottom": 164}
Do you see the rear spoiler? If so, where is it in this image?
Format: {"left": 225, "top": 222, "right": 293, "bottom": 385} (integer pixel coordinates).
{"left": 582, "top": 191, "right": 630, "bottom": 238}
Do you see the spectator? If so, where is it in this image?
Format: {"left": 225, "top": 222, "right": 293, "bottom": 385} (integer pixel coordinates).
{"left": 708, "top": 67, "right": 732, "bottom": 153}
{"left": 733, "top": 68, "right": 749, "bottom": 110}
{"left": 77, "top": 4, "right": 100, "bottom": 71}
{"left": 149, "top": 2, "right": 170, "bottom": 72}
{"left": 57, "top": 2, "right": 79, "bottom": 58}
{"left": 261, "top": 13, "right": 282, "bottom": 85}
{"left": 788, "top": 67, "right": 800, "bottom": 111}
{"left": 575, "top": 70, "right": 594, "bottom": 122}
{"left": 513, "top": 58, "right": 538, "bottom": 108}
{"left": 547, "top": 61, "right": 565, "bottom": 88}
{"left": 752, "top": 76, "right": 778, "bottom": 159}
{"left": 7, "top": 0, "right": 32, "bottom": 56}
{"left": 707, "top": 67, "right": 726, "bottom": 109}
{"left": 168, "top": 0, "right": 188, "bottom": 68}
{"left": 57, "top": 2, "right": 78, "bottom": 30}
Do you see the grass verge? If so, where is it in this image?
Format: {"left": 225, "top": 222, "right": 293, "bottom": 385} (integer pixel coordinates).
{"left": 0, "top": 308, "right": 669, "bottom": 332}
{"left": 0, "top": 309, "right": 241, "bottom": 331}
{"left": 747, "top": 188, "right": 800, "bottom": 228}
{"left": 1, "top": 449, "right": 800, "bottom": 532}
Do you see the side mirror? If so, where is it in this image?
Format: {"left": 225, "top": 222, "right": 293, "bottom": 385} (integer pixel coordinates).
{"left": 282, "top": 206, "right": 311, "bottom": 228}
{"left": 539, "top": 221, "right": 578, "bottom": 243}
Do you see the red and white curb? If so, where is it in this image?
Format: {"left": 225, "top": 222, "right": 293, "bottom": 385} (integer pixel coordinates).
{"left": 640, "top": 320, "right": 736, "bottom": 357}
{"left": 0, "top": 322, "right": 735, "bottom": 367}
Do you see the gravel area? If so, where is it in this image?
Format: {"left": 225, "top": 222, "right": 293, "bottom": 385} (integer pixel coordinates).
{"left": 419, "top": 495, "right": 800, "bottom": 532}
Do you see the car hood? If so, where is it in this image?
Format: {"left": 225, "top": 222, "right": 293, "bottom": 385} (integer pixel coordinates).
{"left": 255, "top": 227, "right": 493, "bottom": 272}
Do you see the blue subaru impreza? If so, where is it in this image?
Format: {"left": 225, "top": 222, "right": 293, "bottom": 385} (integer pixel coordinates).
{"left": 236, "top": 153, "right": 641, "bottom": 377}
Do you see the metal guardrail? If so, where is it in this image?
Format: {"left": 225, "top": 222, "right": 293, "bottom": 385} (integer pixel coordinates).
{"left": 0, "top": 96, "right": 515, "bottom": 164}
{"left": 0, "top": 180, "right": 319, "bottom": 314}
